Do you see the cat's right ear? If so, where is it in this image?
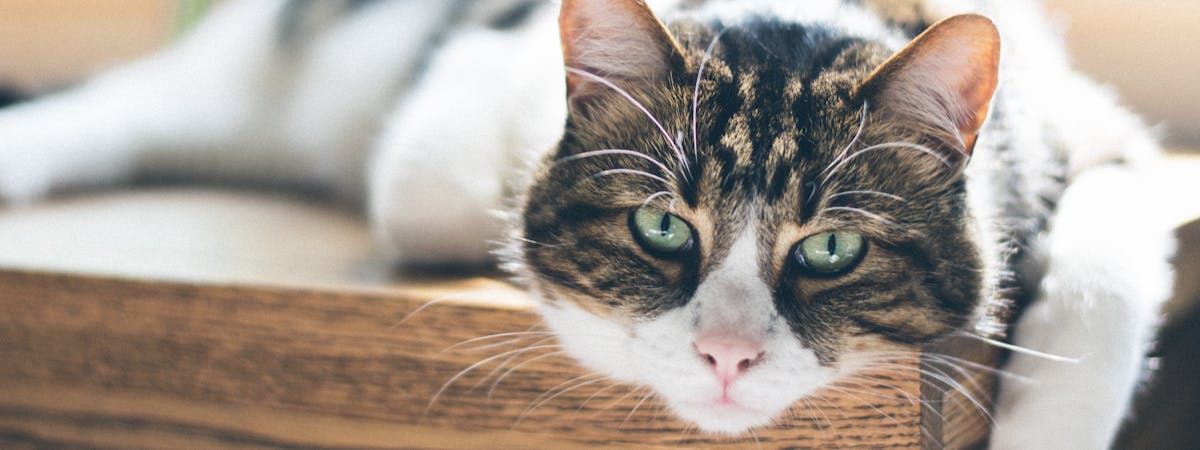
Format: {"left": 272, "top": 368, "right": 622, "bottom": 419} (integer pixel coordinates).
{"left": 559, "top": 0, "right": 686, "bottom": 108}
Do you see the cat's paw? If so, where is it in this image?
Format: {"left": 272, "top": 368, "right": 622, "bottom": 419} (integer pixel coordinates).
{"left": 0, "top": 96, "right": 132, "bottom": 205}
{"left": 0, "top": 168, "right": 53, "bottom": 205}
{"left": 990, "top": 166, "right": 1173, "bottom": 450}
{"left": 368, "top": 161, "right": 506, "bottom": 267}
{"left": 989, "top": 394, "right": 1117, "bottom": 450}
{"left": 365, "top": 88, "right": 511, "bottom": 267}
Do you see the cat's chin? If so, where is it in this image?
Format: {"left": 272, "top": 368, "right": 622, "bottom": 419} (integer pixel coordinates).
{"left": 536, "top": 295, "right": 833, "bottom": 435}
{"left": 668, "top": 399, "right": 781, "bottom": 435}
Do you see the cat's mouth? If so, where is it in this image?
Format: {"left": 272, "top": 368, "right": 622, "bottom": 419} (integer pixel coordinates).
{"left": 673, "top": 397, "right": 777, "bottom": 434}
{"left": 682, "top": 398, "right": 759, "bottom": 414}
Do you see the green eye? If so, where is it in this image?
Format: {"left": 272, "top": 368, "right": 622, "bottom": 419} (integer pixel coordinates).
{"left": 794, "top": 231, "right": 866, "bottom": 275}
{"left": 630, "top": 206, "right": 694, "bottom": 255}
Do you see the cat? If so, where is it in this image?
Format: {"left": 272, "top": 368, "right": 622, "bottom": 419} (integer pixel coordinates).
{"left": 0, "top": 0, "right": 1174, "bottom": 448}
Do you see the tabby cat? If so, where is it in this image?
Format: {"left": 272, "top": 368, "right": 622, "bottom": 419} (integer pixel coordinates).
{"left": 0, "top": 0, "right": 1172, "bottom": 448}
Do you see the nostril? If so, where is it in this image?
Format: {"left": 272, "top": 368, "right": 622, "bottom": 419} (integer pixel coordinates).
{"left": 736, "top": 352, "right": 764, "bottom": 372}
{"left": 693, "top": 335, "right": 765, "bottom": 382}
{"left": 737, "top": 358, "right": 751, "bottom": 371}
{"left": 729, "top": 357, "right": 748, "bottom": 372}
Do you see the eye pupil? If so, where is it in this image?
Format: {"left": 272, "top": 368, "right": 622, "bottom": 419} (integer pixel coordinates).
{"left": 794, "top": 231, "right": 866, "bottom": 276}
{"left": 630, "top": 206, "right": 695, "bottom": 256}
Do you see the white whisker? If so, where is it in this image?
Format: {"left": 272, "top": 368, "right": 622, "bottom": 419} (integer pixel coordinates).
{"left": 510, "top": 236, "right": 559, "bottom": 248}
{"left": 821, "top": 206, "right": 897, "bottom": 227}
{"left": 597, "top": 385, "right": 645, "bottom": 413}
{"left": 555, "top": 148, "right": 675, "bottom": 180}
{"left": 920, "top": 355, "right": 1005, "bottom": 395}
{"left": 835, "top": 375, "right": 947, "bottom": 431}
{"left": 576, "top": 381, "right": 621, "bottom": 412}
{"left": 592, "top": 168, "right": 671, "bottom": 185}
{"left": 828, "top": 189, "right": 906, "bottom": 202}
{"left": 444, "top": 330, "right": 553, "bottom": 352}
{"left": 842, "top": 356, "right": 959, "bottom": 406}
{"left": 517, "top": 373, "right": 607, "bottom": 423}
{"left": 621, "top": 389, "right": 656, "bottom": 427}
{"left": 957, "top": 332, "right": 1081, "bottom": 363}
{"left": 924, "top": 353, "right": 1032, "bottom": 382}
{"left": 476, "top": 336, "right": 559, "bottom": 392}
{"left": 801, "top": 397, "right": 833, "bottom": 438}
{"left": 692, "top": 28, "right": 729, "bottom": 162}
{"left": 486, "top": 347, "right": 566, "bottom": 396}
{"left": 425, "top": 344, "right": 559, "bottom": 414}
{"left": 452, "top": 336, "right": 532, "bottom": 355}
{"left": 641, "top": 190, "right": 677, "bottom": 208}
{"left": 822, "top": 384, "right": 935, "bottom": 445}
{"left": 822, "top": 141, "right": 951, "bottom": 184}
{"left": 566, "top": 67, "right": 686, "bottom": 173}
{"left": 905, "top": 360, "right": 992, "bottom": 418}
{"left": 392, "top": 289, "right": 497, "bottom": 328}
{"left": 821, "top": 101, "right": 870, "bottom": 176}
{"left": 853, "top": 349, "right": 1030, "bottom": 382}
{"left": 859, "top": 360, "right": 995, "bottom": 424}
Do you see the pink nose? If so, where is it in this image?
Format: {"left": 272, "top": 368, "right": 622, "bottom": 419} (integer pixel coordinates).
{"left": 694, "top": 335, "right": 765, "bottom": 384}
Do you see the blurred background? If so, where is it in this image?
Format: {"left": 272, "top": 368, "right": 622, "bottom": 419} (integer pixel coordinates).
{"left": 0, "top": 0, "right": 1195, "bottom": 148}
{"left": 0, "top": 2, "right": 1194, "bottom": 448}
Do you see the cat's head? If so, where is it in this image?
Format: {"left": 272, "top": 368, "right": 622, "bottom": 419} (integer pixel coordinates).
{"left": 519, "top": 0, "right": 999, "bottom": 434}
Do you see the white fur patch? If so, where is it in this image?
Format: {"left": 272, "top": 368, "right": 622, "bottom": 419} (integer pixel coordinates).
{"left": 536, "top": 227, "right": 836, "bottom": 434}
{"left": 369, "top": 8, "right": 565, "bottom": 265}
{"left": 989, "top": 167, "right": 1173, "bottom": 449}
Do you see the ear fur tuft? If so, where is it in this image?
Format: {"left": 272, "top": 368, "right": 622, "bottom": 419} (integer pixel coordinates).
{"left": 859, "top": 14, "right": 1001, "bottom": 156}
{"left": 559, "top": 0, "right": 686, "bottom": 102}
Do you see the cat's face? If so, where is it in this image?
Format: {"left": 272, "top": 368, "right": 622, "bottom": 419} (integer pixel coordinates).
{"left": 519, "top": 0, "right": 998, "bottom": 433}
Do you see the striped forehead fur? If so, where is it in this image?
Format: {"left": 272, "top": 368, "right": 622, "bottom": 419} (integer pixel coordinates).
{"left": 522, "top": 0, "right": 986, "bottom": 359}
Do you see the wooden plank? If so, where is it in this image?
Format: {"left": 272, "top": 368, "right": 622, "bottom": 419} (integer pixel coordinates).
{"left": 920, "top": 337, "right": 998, "bottom": 450}
{"left": 0, "top": 270, "right": 996, "bottom": 448}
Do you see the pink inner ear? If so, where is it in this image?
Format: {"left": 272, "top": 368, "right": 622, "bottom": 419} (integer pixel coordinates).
{"left": 559, "top": 0, "right": 683, "bottom": 98}
{"left": 862, "top": 14, "right": 1000, "bottom": 153}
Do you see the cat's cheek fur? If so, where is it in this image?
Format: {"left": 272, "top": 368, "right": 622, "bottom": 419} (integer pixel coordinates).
{"left": 537, "top": 297, "right": 837, "bottom": 434}
{"left": 533, "top": 228, "right": 838, "bottom": 434}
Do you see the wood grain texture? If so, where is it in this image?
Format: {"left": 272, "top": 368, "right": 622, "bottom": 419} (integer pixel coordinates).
{"left": 0, "top": 270, "right": 998, "bottom": 448}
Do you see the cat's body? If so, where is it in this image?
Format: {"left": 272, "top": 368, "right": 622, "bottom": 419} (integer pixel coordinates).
{"left": 0, "top": 0, "right": 1173, "bottom": 448}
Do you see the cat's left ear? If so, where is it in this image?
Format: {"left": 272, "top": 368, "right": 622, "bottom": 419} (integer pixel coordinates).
{"left": 858, "top": 14, "right": 1000, "bottom": 157}
{"left": 559, "top": 0, "right": 687, "bottom": 106}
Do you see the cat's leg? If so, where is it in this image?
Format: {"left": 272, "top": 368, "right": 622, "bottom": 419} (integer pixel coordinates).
{"left": 368, "top": 20, "right": 563, "bottom": 266}
{"left": 989, "top": 166, "right": 1174, "bottom": 449}
{"left": 0, "top": 1, "right": 288, "bottom": 202}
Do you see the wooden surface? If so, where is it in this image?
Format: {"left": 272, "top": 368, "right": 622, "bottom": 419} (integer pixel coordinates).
{"left": 0, "top": 189, "right": 388, "bottom": 289}
{"left": 2, "top": 152, "right": 1200, "bottom": 447}
{"left": 0, "top": 153, "right": 1197, "bottom": 448}
{"left": 0, "top": 269, "right": 997, "bottom": 449}
{"left": 0, "top": 188, "right": 1011, "bottom": 447}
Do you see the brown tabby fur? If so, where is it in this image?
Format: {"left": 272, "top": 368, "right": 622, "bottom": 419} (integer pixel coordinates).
{"left": 521, "top": 10, "right": 995, "bottom": 365}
